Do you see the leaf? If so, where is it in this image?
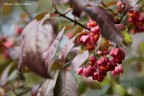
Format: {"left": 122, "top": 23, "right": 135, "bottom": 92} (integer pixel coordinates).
{"left": 31, "top": 83, "right": 42, "bottom": 96}
{"left": 120, "top": 0, "right": 138, "bottom": 11}
{"left": 34, "top": 12, "right": 48, "bottom": 21}
{"left": 18, "top": 13, "right": 54, "bottom": 78}
{"left": 0, "top": 64, "right": 12, "bottom": 86}
{"left": 71, "top": 50, "right": 89, "bottom": 70}
{"left": 59, "top": 35, "right": 77, "bottom": 64}
{"left": 42, "top": 27, "right": 65, "bottom": 69}
{"left": 115, "top": 24, "right": 133, "bottom": 46}
{"left": 84, "top": 6, "right": 123, "bottom": 46}
{"left": 138, "top": 42, "right": 144, "bottom": 55}
{"left": 54, "top": 70, "right": 78, "bottom": 96}
{"left": 39, "top": 70, "right": 59, "bottom": 96}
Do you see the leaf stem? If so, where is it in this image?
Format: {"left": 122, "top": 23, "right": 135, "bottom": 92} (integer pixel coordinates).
{"left": 55, "top": 10, "right": 91, "bottom": 31}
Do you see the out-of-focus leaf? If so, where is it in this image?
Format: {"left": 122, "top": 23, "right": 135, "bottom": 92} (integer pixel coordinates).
{"left": 104, "top": 1, "right": 117, "bottom": 7}
{"left": 2, "top": 0, "right": 16, "bottom": 15}
{"left": 18, "top": 14, "right": 54, "bottom": 78}
{"left": 48, "top": 58, "right": 63, "bottom": 76}
{"left": 69, "top": 0, "right": 88, "bottom": 17}
{"left": 0, "top": 64, "right": 12, "bottom": 86}
{"left": 34, "top": 12, "right": 48, "bottom": 21}
{"left": 42, "top": 27, "right": 65, "bottom": 69}
{"left": 59, "top": 35, "right": 77, "bottom": 64}
{"left": 53, "top": 0, "right": 69, "bottom": 3}
{"left": 31, "top": 83, "right": 42, "bottom": 96}
{"left": 120, "top": 0, "right": 138, "bottom": 11}
{"left": 7, "top": 70, "right": 24, "bottom": 82}
{"left": 120, "top": 77, "right": 144, "bottom": 89}
{"left": 84, "top": 6, "right": 123, "bottom": 46}
{"left": 76, "top": 76, "right": 87, "bottom": 95}
{"left": 54, "top": 70, "right": 78, "bottom": 96}
{"left": 84, "top": 84, "right": 109, "bottom": 96}
{"left": 138, "top": 42, "right": 144, "bottom": 55}
{"left": 99, "top": 38, "right": 110, "bottom": 51}
{"left": 39, "top": 70, "right": 59, "bottom": 96}
{"left": 115, "top": 24, "right": 133, "bottom": 46}
{"left": 72, "top": 50, "right": 89, "bottom": 70}
{"left": 24, "top": 73, "right": 44, "bottom": 87}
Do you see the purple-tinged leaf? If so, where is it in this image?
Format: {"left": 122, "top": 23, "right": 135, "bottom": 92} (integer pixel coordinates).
{"left": 0, "top": 64, "right": 12, "bottom": 86}
{"left": 18, "top": 14, "right": 54, "bottom": 78}
{"left": 120, "top": 0, "right": 138, "bottom": 11}
{"left": 31, "top": 83, "right": 42, "bottom": 96}
{"left": 54, "top": 70, "right": 78, "bottom": 96}
{"left": 59, "top": 35, "right": 77, "bottom": 64}
{"left": 42, "top": 27, "right": 66, "bottom": 69}
{"left": 72, "top": 50, "right": 89, "bottom": 70}
{"left": 39, "top": 71, "right": 59, "bottom": 96}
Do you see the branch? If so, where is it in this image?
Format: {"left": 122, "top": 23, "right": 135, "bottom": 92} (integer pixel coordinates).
{"left": 54, "top": 10, "right": 90, "bottom": 31}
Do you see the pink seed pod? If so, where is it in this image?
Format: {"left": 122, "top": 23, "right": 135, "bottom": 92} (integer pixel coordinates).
{"left": 112, "top": 70, "right": 118, "bottom": 76}
{"left": 112, "top": 66, "right": 123, "bottom": 76}
{"left": 97, "top": 50, "right": 102, "bottom": 55}
{"left": 77, "top": 67, "right": 84, "bottom": 75}
{"left": 79, "top": 35, "right": 90, "bottom": 43}
{"left": 89, "top": 56, "right": 97, "bottom": 63}
{"left": 85, "top": 66, "right": 96, "bottom": 77}
{"left": 91, "top": 26, "right": 99, "bottom": 33}
{"left": 115, "top": 66, "right": 123, "bottom": 73}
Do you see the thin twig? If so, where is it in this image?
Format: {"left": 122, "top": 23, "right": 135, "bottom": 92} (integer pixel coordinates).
{"left": 16, "top": 0, "right": 33, "bottom": 20}
{"left": 54, "top": 10, "right": 90, "bottom": 31}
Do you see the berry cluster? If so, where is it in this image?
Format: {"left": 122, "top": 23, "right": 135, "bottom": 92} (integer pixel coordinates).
{"left": 79, "top": 20, "right": 100, "bottom": 50}
{"left": 77, "top": 48, "right": 125, "bottom": 82}
{"left": 127, "top": 10, "right": 144, "bottom": 34}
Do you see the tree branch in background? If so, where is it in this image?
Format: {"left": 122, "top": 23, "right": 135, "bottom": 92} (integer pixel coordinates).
{"left": 54, "top": 9, "right": 91, "bottom": 31}
{"left": 16, "top": 0, "right": 33, "bottom": 20}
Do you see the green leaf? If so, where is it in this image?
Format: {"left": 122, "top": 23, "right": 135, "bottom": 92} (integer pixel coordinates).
{"left": 115, "top": 24, "right": 133, "bottom": 46}
{"left": 121, "top": 27, "right": 133, "bottom": 46}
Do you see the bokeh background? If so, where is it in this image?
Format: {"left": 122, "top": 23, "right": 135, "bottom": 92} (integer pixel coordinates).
{"left": 0, "top": 0, "right": 144, "bottom": 96}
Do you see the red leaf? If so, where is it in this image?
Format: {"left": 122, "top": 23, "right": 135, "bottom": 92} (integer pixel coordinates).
{"left": 72, "top": 50, "right": 89, "bottom": 70}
